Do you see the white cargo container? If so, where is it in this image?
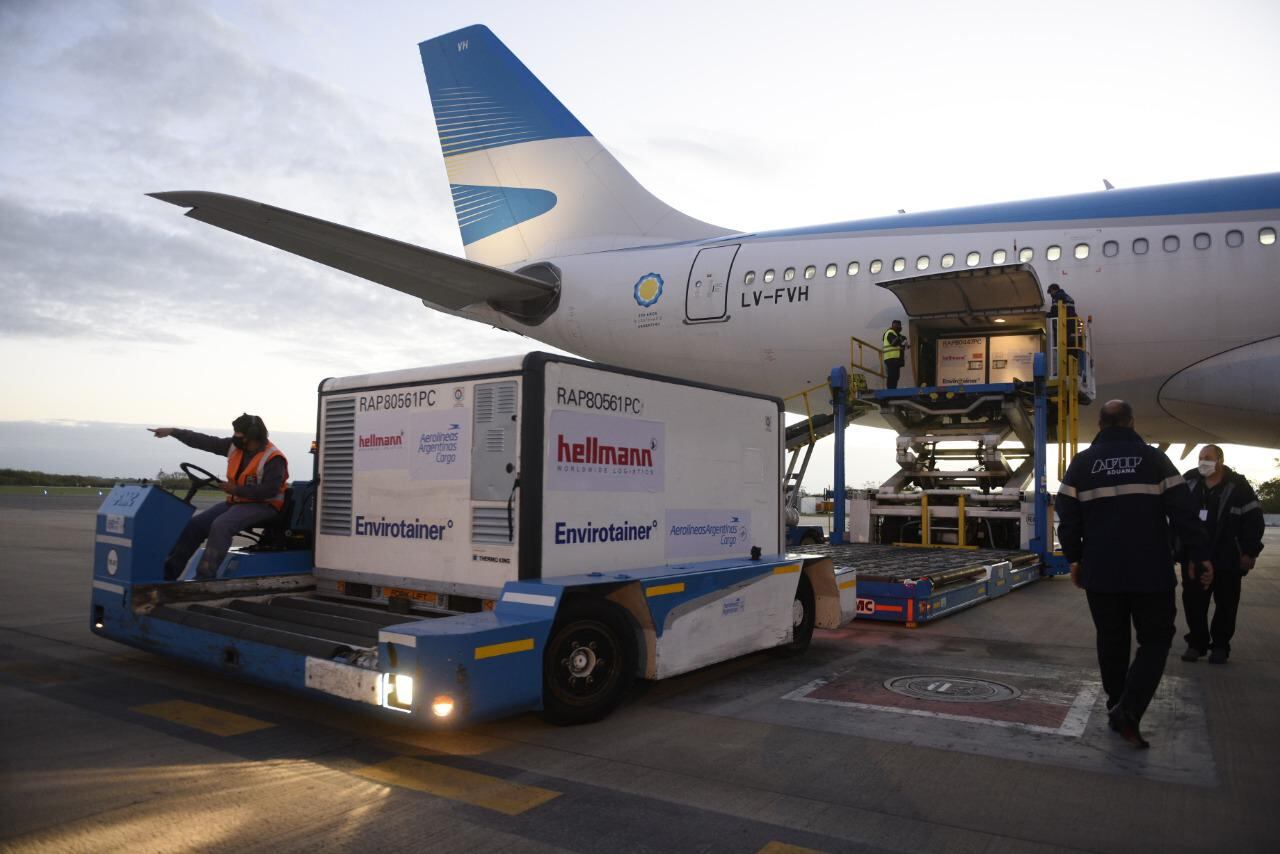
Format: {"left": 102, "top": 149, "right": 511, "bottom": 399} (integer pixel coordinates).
{"left": 315, "top": 353, "right": 784, "bottom": 600}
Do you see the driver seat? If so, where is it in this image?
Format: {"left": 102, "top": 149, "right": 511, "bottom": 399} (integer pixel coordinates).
{"left": 240, "top": 481, "right": 314, "bottom": 551}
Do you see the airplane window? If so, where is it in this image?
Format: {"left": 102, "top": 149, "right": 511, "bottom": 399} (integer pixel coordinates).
{"left": 1103, "top": 240, "right": 1118, "bottom": 257}
{"left": 1046, "top": 245, "right": 1062, "bottom": 261}
{"left": 784, "top": 267, "right": 796, "bottom": 281}
{"left": 1133, "top": 238, "right": 1148, "bottom": 255}
{"left": 941, "top": 253, "right": 955, "bottom": 269}
{"left": 1074, "top": 243, "right": 1089, "bottom": 260}
{"left": 1163, "top": 235, "right": 1179, "bottom": 252}
{"left": 763, "top": 269, "right": 775, "bottom": 283}
{"left": 1019, "top": 247, "right": 1034, "bottom": 262}
{"left": 965, "top": 251, "right": 980, "bottom": 267}
{"left": 916, "top": 255, "right": 930, "bottom": 271}
{"left": 870, "top": 259, "right": 883, "bottom": 274}
{"left": 804, "top": 265, "right": 816, "bottom": 279}
{"left": 893, "top": 258, "right": 906, "bottom": 272}
{"left": 992, "top": 249, "right": 1007, "bottom": 264}
{"left": 1261, "top": 227, "right": 1276, "bottom": 246}
{"left": 847, "top": 261, "right": 860, "bottom": 276}
{"left": 825, "top": 263, "right": 837, "bottom": 278}
{"left": 744, "top": 271, "right": 756, "bottom": 285}
{"left": 1194, "top": 233, "right": 1211, "bottom": 250}
{"left": 1226, "top": 230, "right": 1243, "bottom": 247}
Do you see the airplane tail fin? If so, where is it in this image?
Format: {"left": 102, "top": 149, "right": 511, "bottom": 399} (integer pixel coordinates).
{"left": 419, "top": 26, "right": 731, "bottom": 268}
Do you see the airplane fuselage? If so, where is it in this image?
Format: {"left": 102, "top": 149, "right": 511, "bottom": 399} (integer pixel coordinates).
{"left": 469, "top": 184, "right": 1280, "bottom": 446}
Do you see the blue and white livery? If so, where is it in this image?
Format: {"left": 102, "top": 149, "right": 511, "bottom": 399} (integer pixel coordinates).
{"left": 152, "top": 25, "right": 1280, "bottom": 447}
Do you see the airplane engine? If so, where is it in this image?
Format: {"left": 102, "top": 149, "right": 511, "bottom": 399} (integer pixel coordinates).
{"left": 1158, "top": 336, "right": 1280, "bottom": 447}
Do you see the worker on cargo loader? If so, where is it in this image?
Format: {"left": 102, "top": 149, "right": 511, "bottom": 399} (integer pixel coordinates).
{"left": 1046, "top": 284, "right": 1082, "bottom": 370}
{"left": 1178, "top": 445, "right": 1265, "bottom": 665}
{"left": 882, "top": 320, "right": 908, "bottom": 389}
{"left": 149, "top": 414, "right": 289, "bottom": 581}
{"left": 1056, "top": 399, "right": 1211, "bottom": 750}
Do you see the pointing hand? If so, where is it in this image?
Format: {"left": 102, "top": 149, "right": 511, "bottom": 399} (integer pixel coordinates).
{"left": 148, "top": 427, "right": 174, "bottom": 438}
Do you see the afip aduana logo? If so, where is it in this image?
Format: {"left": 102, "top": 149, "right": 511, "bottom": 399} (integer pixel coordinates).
{"left": 633, "top": 272, "right": 664, "bottom": 308}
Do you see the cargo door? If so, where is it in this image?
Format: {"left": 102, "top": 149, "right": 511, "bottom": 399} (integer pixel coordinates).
{"left": 877, "top": 263, "right": 1046, "bottom": 322}
{"left": 685, "top": 244, "right": 739, "bottom": 322}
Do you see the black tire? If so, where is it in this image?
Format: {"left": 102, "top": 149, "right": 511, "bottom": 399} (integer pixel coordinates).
{"left": 799, "top": 532, "right": 822, "bottom": 547}
{"left": 778, "top": 573, "right": 816, "bottom": 655}
{"left": 541, "top": 599, "right": 636, "bottom": 726}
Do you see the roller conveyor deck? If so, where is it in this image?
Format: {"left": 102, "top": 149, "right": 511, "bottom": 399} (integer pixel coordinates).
{"left": 799, "top": 543, "right": 1038, "bottom": 585}
{"left": 148, "top": 595, "right": 436, "bottom": 661}
{"left": 797, "top": 543, "right": 1042, "bottom": 625}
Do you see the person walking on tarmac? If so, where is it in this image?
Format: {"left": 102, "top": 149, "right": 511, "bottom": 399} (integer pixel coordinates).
{"left": 882, "top": 319, "right": 908, "bottom": 389}
{"left": 1056, "top": 400, "right": 1211, "bottom": 749}
{"left": 1179, "top": 445, "right": 1265, "bottom": 664}
{"left": 149, "top": 414, "right": 289, "bottom": 581}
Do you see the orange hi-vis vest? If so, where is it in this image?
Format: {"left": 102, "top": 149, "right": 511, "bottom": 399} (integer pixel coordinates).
{"left": 226, "top": 442, "right": 289, "bottom": 511}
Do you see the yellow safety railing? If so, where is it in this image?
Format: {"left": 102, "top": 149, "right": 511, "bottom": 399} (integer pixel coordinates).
{"left": 782, "top": 334, "right": 886, "bottom": 448}
{"left": 1054, "top": 309, "right": 1083, "bottom": 480}
{"left": 782, "top": 382, "right": 829, "bottom": 447}
{"left": 850, "top": 335, "right": 886, "bottom": 386}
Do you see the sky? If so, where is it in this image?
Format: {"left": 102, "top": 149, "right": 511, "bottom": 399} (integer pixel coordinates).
{"left": 1, "top": 0, "right": 1277, "bottom": 486}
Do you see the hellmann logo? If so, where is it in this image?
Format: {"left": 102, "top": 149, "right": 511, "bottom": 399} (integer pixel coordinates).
{"left": 557, "top": 434, "right": 655, "bottom": 467}
{"left": 358, "top": 432, "right": 403, "bottom": 449}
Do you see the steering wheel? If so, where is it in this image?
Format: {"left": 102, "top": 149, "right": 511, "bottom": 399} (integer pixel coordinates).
{"left": 179, "top": 462, "right": 222, "bottom": 505}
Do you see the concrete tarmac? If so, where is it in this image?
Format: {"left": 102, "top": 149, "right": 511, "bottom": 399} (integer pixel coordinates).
{"left": 2, "top": 494, "right": 1278, "bottom": 852}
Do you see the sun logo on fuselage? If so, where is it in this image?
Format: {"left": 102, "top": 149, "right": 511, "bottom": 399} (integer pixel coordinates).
{"left": 633, "top": 273, "right": 664, "bottom": 307}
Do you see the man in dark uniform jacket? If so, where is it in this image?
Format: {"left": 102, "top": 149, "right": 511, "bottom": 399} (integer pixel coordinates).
{"left": 1179, "top": 444, "right": 1265, "bottom": 664}
{"left": 1056, "top": 400, "right": 1212, "bottom": 748}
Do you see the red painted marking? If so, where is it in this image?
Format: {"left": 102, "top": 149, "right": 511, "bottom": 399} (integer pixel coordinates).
{"left": 873, "top": 604, "right": 903, "bottom": 613}
{"left": 907, "top": 600, "right": 915, "bottom": 622}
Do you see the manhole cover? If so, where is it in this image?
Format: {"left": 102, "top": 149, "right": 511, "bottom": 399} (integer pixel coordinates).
{"left": 884, "top": 675, "right": 1021, "bottom": 703}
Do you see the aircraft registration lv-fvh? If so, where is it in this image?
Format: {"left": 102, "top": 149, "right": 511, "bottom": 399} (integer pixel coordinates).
{"left": 153, "top": 25, "right": 1280, "bottom": 448}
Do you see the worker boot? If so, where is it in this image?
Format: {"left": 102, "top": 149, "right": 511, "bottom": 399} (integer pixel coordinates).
{"left": 1107, "top": 708, "right": 1150, "bottom": 749}
{"left": 1180, "top": 645, "right": 1206, "bottom": 662}
{"left": 1208, "top": 648, "right": 1229, "bottom": 664}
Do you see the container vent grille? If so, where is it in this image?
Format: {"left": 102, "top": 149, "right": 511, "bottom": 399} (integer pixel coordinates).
{"left": 472, "top": 505, "right": 514, "bottom": 545}
{"left": 320, "top": 397, "right": 355, "bottom": 536}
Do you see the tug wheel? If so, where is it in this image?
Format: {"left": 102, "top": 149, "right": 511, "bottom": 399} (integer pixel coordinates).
{"left": 542, "top": 600, "right": 635, "bottom": 726}
{"left": 777, "top": 573, "right": 816, "bottom": 655}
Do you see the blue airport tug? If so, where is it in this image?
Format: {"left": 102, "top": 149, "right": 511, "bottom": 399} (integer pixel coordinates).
{"left": 91, "top": 353, "right": 857, "bottom": 726}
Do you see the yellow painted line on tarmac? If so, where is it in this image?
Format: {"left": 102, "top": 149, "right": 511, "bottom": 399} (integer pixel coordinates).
{"left": 758, "top": 842, "right": 827, "bottom": 854}
{"left": 646, "top": 582, "right": 685, "bottom": 597}
{"left": 133, "top": 700, "right": 274, "bottom": 737}
{"left": 354, "top": 755, "right": 560, "bottom": 815}
{"left": 474, "top": 638, "right": 535, "bottom": 660}
{"left": 772, "top": 564, "right": 801, "bottom": 574}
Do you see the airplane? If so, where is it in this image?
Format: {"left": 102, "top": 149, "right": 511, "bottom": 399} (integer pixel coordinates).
{"left": 151, "top": 24, "right": 1280, "bottom": 448}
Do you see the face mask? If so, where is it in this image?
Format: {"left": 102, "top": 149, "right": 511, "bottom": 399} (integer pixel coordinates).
{"left": 1197, "top": 459, "right": 1217, "bottom": 476}
{"left": 232, "top": 435, "right": 247, "bottom": 451}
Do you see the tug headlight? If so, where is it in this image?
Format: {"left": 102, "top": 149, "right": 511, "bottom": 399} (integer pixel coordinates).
{"left": 382, "top": 672, "right": 414, "bottom": 712}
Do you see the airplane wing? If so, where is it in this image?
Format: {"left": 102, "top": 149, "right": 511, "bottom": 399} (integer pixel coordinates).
{"left": 148, "top": 191, "right": 558, "bottom": 314}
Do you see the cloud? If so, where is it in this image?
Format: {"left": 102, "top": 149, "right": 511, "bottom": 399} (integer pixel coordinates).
{"left": 0, "top": 1, "right": 538, "bottom": 373}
